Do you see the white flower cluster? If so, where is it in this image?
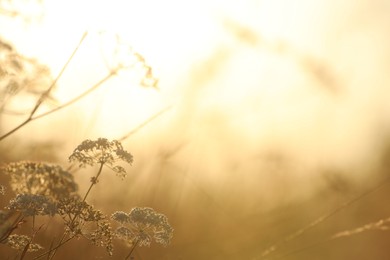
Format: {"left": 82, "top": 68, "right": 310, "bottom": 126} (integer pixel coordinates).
{"left": 8, "top": 194, "right": 57, "bottom": 216}
{"left": 111, "top": 207, "right": 173, "bottom": 247}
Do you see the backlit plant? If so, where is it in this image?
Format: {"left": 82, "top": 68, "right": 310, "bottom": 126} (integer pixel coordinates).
{"left": 0, "top": 139, "right": 173, "bottom": 259}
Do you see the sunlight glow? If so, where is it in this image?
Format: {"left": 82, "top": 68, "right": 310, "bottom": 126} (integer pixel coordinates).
{"left": 2, "top": 1, "right": 390, "bottom": 259}
{"left": 2, "top": 0, "right": 389, "bottom": 195}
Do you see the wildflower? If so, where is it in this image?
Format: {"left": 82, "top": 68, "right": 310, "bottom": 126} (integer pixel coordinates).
{"left": 111, "top": 207, "right": 173, "bottom": 247}
{"left": 5, "top": 234, "right": 43, "bottom": 252}
{"left": 57, "top": 196, "right": 105, "bottom": 234}
{"left": 89, "top": 220, "right": 114, "bottom": 256}
{"left": 57, "top": 196, "right": 113, "bottom": 256}
{"left": 1, "top": 161, "right": 78, "bottom": 200}
{"left": 69, "top": 138, "right": 133, "bottom": 178}
{"left": 7, "top": 194, "right": 57, "bottom": 217}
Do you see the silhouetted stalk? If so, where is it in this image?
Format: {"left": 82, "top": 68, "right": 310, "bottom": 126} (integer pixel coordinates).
{"left": 259, "top": 175, "right": 390, "bottom": 259}
{"left": 82, "top": 162, "right": 104, "bottom": 202}
{"left": 0, "top": 212, "right": 24, "bottom": 243}
{"left": 125, "top": 240, "right": 139, "bottom": 260}
{"left": 32, "top": 236, "right": 74, "bottom": 260}
{"left": 33, "top": 72, "right": 115, "bottom": 121}
{"left": 0, "top": 32, "right": 87, "bottom": 141}
{"left": 42, "top": 162, "right": 105, "bottom": 260}
{"left": 118, "top": 105, "right": 172, "bottom": 141}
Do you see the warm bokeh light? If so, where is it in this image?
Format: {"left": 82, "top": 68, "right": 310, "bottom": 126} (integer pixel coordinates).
{"left": 2, "top": 0, "right": 390, "bottom": 259}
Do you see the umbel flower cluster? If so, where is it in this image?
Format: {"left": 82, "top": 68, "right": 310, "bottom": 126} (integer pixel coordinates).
{"left": 3, "top": 161, "right": 78, "bottom": 200}
{"left": 112, "top": 207, "right": 174, "bottom": 247}
{"left": 69, "top": 138, "right": 133, "bottom": 179}
{"left": 0, "top": 138, "right": 173, "bottom": 259}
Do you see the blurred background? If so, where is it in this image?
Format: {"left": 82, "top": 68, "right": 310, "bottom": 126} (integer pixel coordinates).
{"left": 1, "top": 0, "right": 390, "bottom": 259}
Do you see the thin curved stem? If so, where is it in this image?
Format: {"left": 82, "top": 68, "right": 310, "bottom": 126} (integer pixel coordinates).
{"left": 82, "top": 162, "right": 104, "bottom": 202}
{"left": 32, "top": 236, "right": 74, "bottom": 260}
{"left": 118, "top": 105, "right": 172, "bottom": 141}
{"left": 0, "top": 32, "right": 87, "bottom": 142}
{"left": 34, "top": 72, "right": 114, "bottom": 120}
{"left": 0, "top": 118, "right": 29, "bottom": 141}
{"left": 0, "top": 212, "right": 24, "bottom": 243}
{"left": 42, "top": 162, "right": 105, "bottom": 260}
{"left": 30, "top": 32, "right": 88, "bottom": 117}
{"left": 259, "top": 175, "right": 390, "bottom": 259}
{"left": 125, "top": 240, "right": 139, "bottom": 260}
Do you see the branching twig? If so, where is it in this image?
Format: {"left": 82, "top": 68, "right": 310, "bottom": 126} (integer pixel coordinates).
{"left": 32, "top": 236, "right": 74, "bottom": 260}
{"left": 125, "top": 240, "right": 140, "bottom": 260}
{"left": 33, "top": 72, "right": 115, "bottom": 120}
{"left": 259, "top": 175, "right": 390, "bottom": 259}
{"left": 0, "top": 32, "right": 88, "bottom": 142}
{"left": 118, "top": 105, "right": 172, "bottom": 141}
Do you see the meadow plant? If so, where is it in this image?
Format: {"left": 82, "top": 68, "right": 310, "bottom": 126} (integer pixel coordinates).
{"left": 0, "top": 139, "right": 173, "bottom": 259}
{"left": 111, "top": 208, "right": 174, "bottom": 259}
{"left": 0, "top": 7, "right": 172, "bottom": 257}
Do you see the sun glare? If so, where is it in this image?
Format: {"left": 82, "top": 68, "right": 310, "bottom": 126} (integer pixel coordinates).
{"left": 3, "top": 0, "right": 309, "bottom": 142}
{"left": 14, "top": 0, "right": 233, "bottom": 139}
{"left": 3, "top": 1, "right": 390, "bottom": 259}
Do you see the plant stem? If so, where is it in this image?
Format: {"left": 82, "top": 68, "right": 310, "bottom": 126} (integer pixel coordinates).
{"left": 83, "top": 162, "right": 104, "bottom": 202}
{"left": 125, "top": 240, "right": 139, "bottom": 260}
{"left": 42, "top": 162, "right": 105, "bottom": 260}
{"left": 32, "top": 236, "right": 74, "bottom": 260}
{"left": 0, "top": 31, "right": 87, "bottom": 142}
{"left": 118, "top": 105, "right": 172, "bottom": 141}
{"left": 0, "top": 212, "right": 23, "bottom": 243}
{"left": 33, "top": 72, "right": 114, "bottom": 121}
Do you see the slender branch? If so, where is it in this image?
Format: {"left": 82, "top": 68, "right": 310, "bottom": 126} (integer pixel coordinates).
{"left": 0, "top": 118, "right": 30, "bottom": 141}
{"left": 46, "top": 232, "right": 66, "bottom": 260}
{"left": 29, "top": 31, "right": 88, "bottom": 118}
{"left": 20, "top": 238, "right": 31, "bottom": 260}
{"left": 43, "top": 162, "right": 105, "bottom": 260}
{"left": 125, "top": 240, "right": 139, "bottom": 260}
{"left": 82, "top": 162, "right": 104, "bottom": 202}
{"left": 118, "top": 105, "right": 172, "bottom": 141}
{"left": 32, "top": 236, "right": 74, "bottom": 260}
{"left": 268, "top": 237, "right": 334, "bottom": 260}
{"left": 20, "top": 224, "right": 44, "bottom": 260}
{"left": 0, "top": 32, "right": 88, "bottom": 142}
{"left": 0, "top": 70, "right": 115, "bottom": 142}
{"left": 0, "top": 212, "right": 24, "bottom": 243}
{"left": 259, "top": 175, "right": 390, "bottom": 259}
{"left": 46, "top": 239, "right": 55, "bottom": 260}
{"left": 33, "top": 72, "right": 114, "bottom": 120}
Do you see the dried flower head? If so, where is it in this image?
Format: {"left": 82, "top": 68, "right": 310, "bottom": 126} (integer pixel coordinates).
{"left": 7, "top": 194, "right": 57, "bottom": 217}
{"left": 111, "top": 207, "right": 173, "bottom": 247}
{"left": 69, "top": 138, "right": 133, "bottom": 178}
{"left": 97, "top": 32, "right": 158, "bottom": 88}
{"left": 89, "top": 220, "right": 114, "bottom": 256}
{"left": 1, "top": 161, "right": 78, "bottom": 200}
{"left": 57, "top": 196, "right": 106, "bottom": 234}
{"left": 5, "top": 234, "right": 43, "bottom": 252}
{"left": 57, "top": 197, "right": 113, "bottom": 255}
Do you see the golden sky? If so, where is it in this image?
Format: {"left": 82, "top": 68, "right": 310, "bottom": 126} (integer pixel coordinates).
{"left": 2, "top": 1, "right": 390, "bottom": 259}
{"left": 2, "top": 0, "right": 390, "bottom": 204}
